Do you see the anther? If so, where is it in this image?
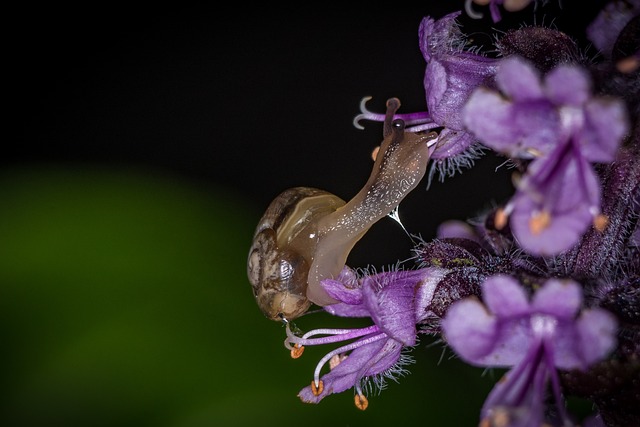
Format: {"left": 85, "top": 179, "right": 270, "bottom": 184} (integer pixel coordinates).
{"left": 494, "top": 207, "right": 508, "bottom": 230}
{"left": 354, "top": 393, "right": 369, "bottom": 410}
{"left": 616, "top": 55, "right": 639, "bottom": 74}
{"left": 311, "top": 380, "right": 324, "bottom": 396}
{"left": 593, "top": 214, "right": 609, "bottom": 232}
{"left": 290, "top": 344, "right": 305, "bottom": 359}
{"left": 529, "top": 210, "right": 551, "bottom": 235}
{"left": 329, "top": 354, "right": 347, "bottom": 370}
{"left": 371, "top": 146, "right": 380, "bottom": 162}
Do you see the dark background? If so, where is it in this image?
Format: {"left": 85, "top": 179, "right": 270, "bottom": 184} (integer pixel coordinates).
{"left": 5, "top": 2, "right": 608, "bottom": 426}
{"left": 10, "top": 1, "right": 606, "bottom": 264}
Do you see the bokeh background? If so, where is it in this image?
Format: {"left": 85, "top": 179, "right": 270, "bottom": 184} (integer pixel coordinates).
{"left": 6, "top": 2, "right": 606, "bottom": 426}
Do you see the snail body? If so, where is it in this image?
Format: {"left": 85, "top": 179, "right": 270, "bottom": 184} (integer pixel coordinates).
{"left": 248, "top": 98, "right": 438, "bottom": 320}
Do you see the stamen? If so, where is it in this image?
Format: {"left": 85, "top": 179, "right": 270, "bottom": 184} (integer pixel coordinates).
{"left": 354, "top": 393, "right": 369, "bottom": 411}
{"left": 616, "top": 55, "right": 640, "bottom": 74}
{"left": 311, "top": 379, "right": 324, "bottom": 396}
{"left": 486, "top": 407, "right": 510, "bottom": 427}
{"left": 329, "top": 353, "right": 348, "bottom": 370}
{"left": 465, "top": 0, "right": 484, "bottom": 19}
{"left": 524, "top": 147, "right": 544, "bottom": 158}
{"left": 593, "top": 214, "right": 609, "bottom": 232}
{"left": 286, "top": 323, "right": 381, "bottom": 348}
{"left": 313, "top": 333, "right": 387, "bottom": 384}
{"left": 494, "top": 207, "right": 509, "bottom": 230}
{"left": 353, "top": 96, "right": 433, "bottom": 130}
{"left": 371, "top": 146, "right": 380, "bottom": 162}
{"left": 529, "top": 210, "right": 551, "bottom": 235}
{"left": 404, "top": 121, "right": 440, "bottom": 133}
{"left": 291, "top": 344, "right": 304, "bottom": 359}
{"left": 353, "top": 96, "right": 384, "bottom": 130}
{"left": 503, "top": 0, "right": 532, "bottom": 12}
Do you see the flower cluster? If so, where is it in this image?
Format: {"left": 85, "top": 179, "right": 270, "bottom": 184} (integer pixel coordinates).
{"left": 463, "top": 56, "right": 628, "bottom": 255}
{"left": 252, "top": 2, "right": 640, "bottom": 426}
{"left": 442, "top": 275, "right": 617, "bottom": 426}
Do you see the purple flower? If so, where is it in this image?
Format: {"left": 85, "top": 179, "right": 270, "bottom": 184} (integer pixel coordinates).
{"left": 441, "top": 275, "right": 618, "bottom": 426}
{"left": 464, "top": 56, "right": 627, "bottom": 160}
{"left": 463, "top": 56, "right": 629, "bottom": 255}
{"left": 508, "top": 143, "right": 601, "bottom": 255}
{"left": 586, "top": 0, "right": 640, "bottom": 58}
{"left": 354, "top": 12, "right": 498, "bottom": 182}
{"left": 285, "top": 266, "right": 444, "bottom": 408}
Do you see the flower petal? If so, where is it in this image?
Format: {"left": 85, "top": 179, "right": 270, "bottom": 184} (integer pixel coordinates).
{"left": 321, "top": 278, "right": 362, "bottom": 305}
{"left": 496, "top": 56, "right": 544, "bottom": 101}
{"left": 576, "top": 308, "right": 618, "bottom": 367}
{"left": 482, "top": 275, "right": 531, "bottom": 317}
{"left": 578, "top": 98, "right": 629, "bottom": 163}
{"left": 510, "top": 150, "right": 600, "bottom": 256}
{"left": 363, "top": 274, "right": 417, "bottom": 346}
{"left": 463, "top": 88, "right": 518, "bottom": 151}
{"left": 531, "top": 279, "right": 582, "bottom": 319}
{"left": 545, "top": 65, "right": 591, "bottom": 106}
{"left": 441, "top": 297, "right": 498, "bottom": 363}
{"left": 298, "top": 337, "right": 402, "bottom": 403}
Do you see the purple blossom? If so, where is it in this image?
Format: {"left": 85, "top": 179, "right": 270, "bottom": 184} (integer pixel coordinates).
{"left": 508, "top": 142, "right": 602, "bottom": 255}
{"left": 249, "top": 3, "right": 638, "bottom": 425}
{"left": 354, "top": 12, "right": 498, "bottom": 182}
{"left": 463, "top": 56, "right": 629, "bottom": 255}
{"left": 586, "top": 0, "right": 640, "bottom": 58}
{"left": 285, "top": 266, "right": 445, "bottom": 408}
{"left": 441, "top": 275, "right": 618, "bottom": 426}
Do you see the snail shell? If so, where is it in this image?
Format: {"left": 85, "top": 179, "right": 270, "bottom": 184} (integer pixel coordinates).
{"left": 247, "top": 187, "right": 345, "bottom": 321}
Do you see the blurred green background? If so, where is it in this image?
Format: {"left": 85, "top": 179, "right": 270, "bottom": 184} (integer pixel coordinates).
{"left": 0, "top": 165, "right": 495, "bottom": 426}
{"left": 6, "top": 2, "right": 602, "bottom": 426}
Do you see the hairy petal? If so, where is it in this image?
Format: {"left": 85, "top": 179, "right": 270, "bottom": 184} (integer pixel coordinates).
{"left": 298, "top": 337, "right": 402, "bottom": 403}
{"left": 363, "top": 275, "right": 417, "bottom": 346}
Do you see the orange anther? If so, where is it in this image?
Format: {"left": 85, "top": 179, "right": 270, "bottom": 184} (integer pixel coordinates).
{"left": 529, "top": 210, "right": 551, "bottom": 235}
{"left": 616, "top": 56, "right": 640, "bottom": 74}
{"left": 371, "top": 146, "right": 380, "bottom": 162}
{"left": 290, "top": 344, "right": 304, "bottom": 359}
{"left": 329, "top": 354, "right": 347, "bottom": 370}
{"left": 494, "top": 207, "right": 508, "bottom": 230}
{"left": 311, "top": 380, "right": 324, "bottom": 396}
{"left": 354, "top": 393, "right": 368, "bottom": 411}
{"left": 593, "top": 214, "right": 609, "bottom": 232}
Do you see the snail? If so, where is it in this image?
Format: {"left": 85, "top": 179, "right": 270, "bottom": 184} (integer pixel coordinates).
{"left": 247, "top": 98, "right": 438, "bottom": 321}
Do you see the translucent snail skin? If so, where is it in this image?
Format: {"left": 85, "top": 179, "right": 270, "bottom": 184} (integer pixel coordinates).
{"left": 247, "top": 98, "right": 438, "bottom": 321}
